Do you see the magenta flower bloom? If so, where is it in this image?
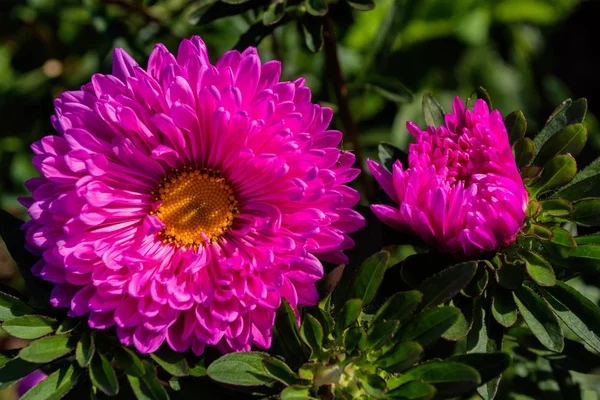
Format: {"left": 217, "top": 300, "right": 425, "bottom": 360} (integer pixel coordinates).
{"left": 369, "top": 98, "right": 528, "bottom": 257}
{"left": 17, "top": 370, "right": 47, "bottom": 397}
{"left": 20, "top": 36, "right": 364, "bottom": 354}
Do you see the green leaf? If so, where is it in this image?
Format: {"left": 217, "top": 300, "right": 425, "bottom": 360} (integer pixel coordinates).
{"left": 275, "top": 299, "right": 309, "bottom": 364}
{"left": 347, "top": 0, "right": 375, "bottom": 11}
{"left": 262, "top": 357, "right": 303, "bottom": 386}
{"left": 572, "top": 198, "right": 600, "bottom": 226}
{"left": 368, "top": 320, "right": 399, "bottom": 350}
{"left": 541, "top": 227, "right": 576, "bottom": 259}
{"left": 127, "top": 361, "right": 170, "bottom": 400}
{"left": 542, "top": 281, "right": 600, "bottom": 352}
{"left": 114, "top": 347, "right": 145, "bottom": 377}
{"left": 385, "top": 381, "right": 436, "bottom": 400}
{"left": 533, "top": 98, "right": 587, "bottom": 156}
{"left": 0, "top": 358, "right": 40, "bottom": 391}
{"left": 316, "top": 264, "right": 344, "bottom": 298}
{"left": 343, "top": 326, "right": 367, "bottom": 353}
{"left": 1, "top": 315, "right": 56, "bottom": 339}
{"left": 528, "top": 154, "right": 577, "bottom": 197}
{"left": 190, "top": 0, "right": 263, "bottom": 25}
{"left": 533, "top": 123, "right": 587, "bottom": 167}
{"left": 513, "top": 137, "right": 535, "bottom": 169}
{"left": 397, "top": 306, "right": 460, "bottom": 347}
{"left": 207, "top": 352, "right": 273, "bottom": 386}
{"left": 522, "top": 250, "right": 555, "bottom": 287}
{"left": 20, "top": 363, "right": 79, "bottom": 400}
{"left": 55, "top": 318, "right": 81, "bottom": 335}
{"left": 495, "top": 262, "right": 523, "bottom": 290}
{"left": 263, "top": 0, "right": 286, "bottom": 25}
{"left": 389, "top": 362, "right": 481, "bottom": 397}
{"left": 348, "top": 251, "right": 389, "bottom": 306}
{"left": 441, "top": 301, "right": 471, "bottom": 341}
{"left": 76, "top": 331, "right": 95, "bottom": 368}
{"left": 335, "top": 298, "right": 363, "bottom": 338}
{"left": 555, "top": 156, "right": 600, "bottom": 200}
{"left": 90, "top": 353, "right": 119, "bottom": 396}
{"left": 372, "top": 290, "right": 422, "bottom": 325}
{"left": 280, "top": 385, "right": 315, "bottom": 399}
{"left": 150, "top": 346, "right": 189, "bottom": 377}
{"left": 492, "top": 288, "right": 518, "bottom": 328}
{"left": 575, "top": 235, "right": 600, "bottom": 245}
{"left": 377, "top": 341, "right": 423, "bottom": 373}
{"left": 301, "top": 16, "right": 324, "bottom": 52}
{"left": 521, "top": 223, "right": 553, "bottom": 241}
{"left": 461, "top": 263, "right": 489, "bottom": 297}
{"left": 378, "top": 142, "right": 409, "bottom": 171}
{"left": 221, "top": 0, "right": 249, "bottom": 4}
{"left": 513, "top": 286, "right": 564, "bottom": 352}
{"left": 469, "top": 86, "right": 493, "bottom": 109}
{"left": 0, "top": 292, "right": 33, "bottom": 321}
{"left": 526, "top": 200, "right": 541, "bottom": 218}
{"left": 422, "top": 92, "right": 445, "bottom": 128}
{"left": 540, "top": 199, "right": 573, "bottom": 216}
{"left": 564, "top": 244, "right": 600, "bottom": 273}
{"left": 366, "top": 77, "right": 413, "bottom": 104}
{"left": 418, "top": 261, "right": 477, "bottom": 309}
{"left": 300, "top": 314, "right": 324, "bottom": 357}
{"left": 505, "top": 110, "right": 527, "bottom": 144}
{"left": 521, "top": 166, "right": 542, "bottom": 184}
{"left": 18, "top": 335, "right": 76, "bottom": 363}
{"left": 359, "top": 374, "right": 386, "bottom": 398}
{"left": 305, "top": 0, "right": 327, "bottom": 16}
{"left": 448, "top": 353, "right": 510, "bottom": 385}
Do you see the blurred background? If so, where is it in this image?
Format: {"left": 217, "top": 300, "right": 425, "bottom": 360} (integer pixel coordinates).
{"left": 1, "top": 0, "right": 600, "bottom": 398}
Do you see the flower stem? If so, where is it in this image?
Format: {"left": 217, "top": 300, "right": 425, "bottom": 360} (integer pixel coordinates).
{"left": 323, "top": 16, "right": 374, "bottom": 201}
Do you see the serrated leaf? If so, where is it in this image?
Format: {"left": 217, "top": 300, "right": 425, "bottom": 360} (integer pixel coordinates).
{"left": 150, "top": 346, "right": 189, "bottom": 377}
{"left": 335, "top": 298, "right": 363, "bottom": 338}
{"left": 0, "top": 292, "right": 33, "bottom": 321}
{"left": 305, "top": 0, "right": 327, "bottom": 16}
{"left": 533, "top": 123, "right": 587, "bottom": 167}
{"left": 492, "top": 288, "right": 518, "bottom": 328}
{"left": 18, "top": 335, "right": 75, "bottom": 363}
{"left": 397, "top": 306, "right": 460, "bottom": 347}
{"left": 372, "top": 290, "right": 422, "bottom": 326}
{"left": 555, "top": 156, "right": 600, "bottom": 200}
{"left": 262, "top": 358, "right": 303, "bottom": 386}
{"left": 542, "top": 227, "right": 576, "bottom": 259}
{"left": 385, "top": 381, "right": 436, "bottom": 400}
{"left": 0, "top": 358, "right": 40, "bottom": 391}
{"left": 20, "top": 363, "right": 79, "bottom": 400}
{"left": 522, "top": 250, "right": 555, "bottom": 287}
{"left": 505, "top": 110, "right": 527, "bottom": 144}
{"left": 529, "top": 154, "right": 577, "bottom": 197}
{"left": 422, "top": 93, "right": 445, "bottom": 128}
{"left": 348, "top": 251, "right": 389, "bottom": 306}
{"left": 389, "top": 362, "right": 481, "bottom": 397}
{"left": 114, "top": 347, "right": 145, "bottom": 377}
{"left": 513, "top": 286, "right": 564, "bottom": 352}
{"left": 1, "top": 315, "right": 56, "bottom": 339}
{"left": 418, "top": 261, "right": 477, "bottom": 310}
{"left": 76, "top": 331, "right": 95, "bottom": 368}
{"left": 90, "top": 353, "right": 119, "bottom": 396}
{"left": 513, "top": 137, "right": 535, "bottom": 169}
{"left": 300, "top": 314, "right": 323, "bottom": 358}
{"left": 377, "top": 341, "right": 423, "bottom": 373}
{"left": 263, "top": 0, "right": 286, "bottom": 25}
{"left": 533, "top": 98, "right": 587, "bottom": 156}
{"left": 207, "top": 352, "right": 273, "bottom": 387}
{"left": 572, "top": 198, "right": 600, "bottom": 227}
{"left": 368, "top": 320, "right": 399, "bottom": 350}
{"left": 301, "top": 16, "right": 324, "bottom": 52}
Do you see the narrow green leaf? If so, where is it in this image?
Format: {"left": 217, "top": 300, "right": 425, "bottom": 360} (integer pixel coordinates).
{"left": 305, "top": 0, "right": 327, "bottom": 16}
{"left": 347, "top": 0, "right": 375, "bottom": 11}
{"left": 150, "top": 346, "right": 189, "bottom": 377}
{"left": 20, "top": 363, "right": 79, "bottom": 400}
{"left": 575, "top": 235, "right": 600, "bottom": 245}
{"left": 127, "top": 361, "right": 170, "bottom": 400}
{"left": 348, "top": 251, "right": 389, "bottom": 306}
{"left": 300, "top": 314, "right": 324, "bottom": 357}
{"left": 533, "top": 123, "right": 587, "bottom": 167}
{"left": 397, "top": 306, "right": 460, "bottom": 347}
{"left": 492, "top": 288, "right": 518, "bottom": 328}
{"left": 372, "top": 290, "right": 422, "bottom": 325}
{"left": 533, "top": 98, "right": 587, "bottom": 156}
{"left": 1, "top": 315, "right": 56, "bottom": 339}
{"left": 0, "top": 358, "right": 40, "bottom": 391}
{"left": 505, "top": 110, "right": 527, "bottom": 144}
{"left": 542, "top": 281, "right": 600, "bottom": 352}
{"left": 89, "top": 353, "right": 119, "bottom": 396}
{"left": 422, "top": 92, "right": 445, "bottom": 128}
{"left": 377, "top": 341, "right": 423, "bottom": 373}
{"left": 522, "top": 250, "right": 556, "bottom": 287}
{"left": 368, "top": 320, "right": 399, "bottom": 350}
{"left": 280, "top": 385, "right": 315, "bottom": 399}
{"left": 528, "top": 154, "right": 577, "bottom": 197}
{"left": 385, "top": 381, "right": 436, "bottom": 400}
{"left": 572, "top": 198, "right": 600, "bottom": 227}
{"left": 513, "top": 137, "right": 535, "bottom": 169}
{"left": 275, "top": 299, "right": 310, "bottom": 364}
{"left": 316, "top": 264, "right": 344, "bottom": 298}
{"left": 343, "top": 326, "right": 367, "bottom": 352}
{"left": 18, "top": 335, "right": 75, "bottom": 363}
{"left": 521, "top": 223, "right": 553, "bottom": 241}
{"left": 114, "top": 346, "right": 145, "bottom": 377}
{"left": 564, "top": 244, "right": 600, "bottom": 273}
{"left": 262, "top": 358, "right": 304, "bottom": 386}
{"left": 263, "top": 0, "right": 286, "bottom": 25}
{"left": 513, "top": 286, "right": 564, "bottom": 352}
{"left": 76, "top": 331, "right": 95, "bottom": 368}
{"left": 335, "top": 298, "right": 363, "bottom": 338}
{"left": 207, "top": 352, "right": 273, "bottom": 386}
{"left": 418, "top": 261, "right": 477, "bottom": 309}
{"left": 301, "top": 16, "right": 324, "bottom": 52}
{"left": 555, "top": 156, "right": 600, "bottom": 200}
{"left": 540, "top": 199, "right": 574, "bottom": 216}
{"left": 541, "top": 227, "right": 576, "bottom": 259}
{"left": 0, "top": 292, "right": 33, "bottom": 321}
{"left": 389, "top": 362, "right": 481, "bottom": 397}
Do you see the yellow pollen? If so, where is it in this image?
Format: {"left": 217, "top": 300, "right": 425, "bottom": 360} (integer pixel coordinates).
{"left": 151, "top": 166, "right": 239, "bottom": 248}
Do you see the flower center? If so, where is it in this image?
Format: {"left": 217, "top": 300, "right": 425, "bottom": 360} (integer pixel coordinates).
{"left": 152, "top": 167, "right": 239, "bottom": 248}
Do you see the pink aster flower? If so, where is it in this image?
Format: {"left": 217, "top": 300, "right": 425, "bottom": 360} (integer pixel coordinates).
{"left": 19, "top": 36, "right": 364, "bottom": 355}
{"left": 369, "top": 98, "right": 527, "bottom": 257}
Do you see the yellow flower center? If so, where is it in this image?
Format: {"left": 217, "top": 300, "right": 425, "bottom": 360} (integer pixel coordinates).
{"left": 152, "top": 167, "right": 239, "bottom": 248}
